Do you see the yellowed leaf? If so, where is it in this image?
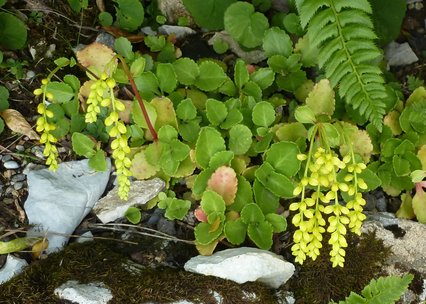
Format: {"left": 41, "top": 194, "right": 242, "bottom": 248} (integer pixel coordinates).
{"left": 76, "top": 42, "right": 117, "bottom": 78}
{"left": 0, "top": 109, "right": 40, "bottom": 140}
{"left": 32, "top": 239, "right": 49, "bottom": 259}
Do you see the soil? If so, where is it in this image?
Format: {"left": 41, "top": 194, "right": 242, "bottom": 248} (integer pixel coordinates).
{"left": 0, "top": 1, "right": 425, "bottom": 303}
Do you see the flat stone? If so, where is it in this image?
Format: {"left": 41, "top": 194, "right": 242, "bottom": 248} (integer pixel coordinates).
{"left": 15, "top": 145, "right": 25, "bottom": 152}
{"left": 385, "top": 42, "right": 419, "bottom": 66}
{"left": 93, "top": 178, "right": 165, "bottom": 223}
{"left": 3, "top": 161, "right": 19, "bottom": 170}
{"left": 11, "top": 174, "right": 26, "bottom": 183}
{"left": 0, "top": 255, "right": 28, "bottom": 284}
{"left": 158, "top": 25, "right": 196, "bottom": 40}
{"left": 24, "top": 159, "right": 111, "bottom": 253}
{"left": 54, "top": 281, "right": 113, "bottom": 304}
{"left": 184, "top": 247, "right": 295, "bottom": 289}
{"left": 13, "top": 181, "right": 24, "bottom": 191}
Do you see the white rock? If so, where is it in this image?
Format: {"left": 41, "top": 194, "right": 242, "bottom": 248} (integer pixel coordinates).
{"left": 184, "top": 247, "right": 295, "bottom": 289}
{"left": 54, "top": 281, "right": 113, "bottom": 304}
{"left": 158, "top": 25, "right": 196, "bottom": 40}
{"left": 385, "top": 42, "right": 419, "bottom": 66}
{"left": 76, "top": 231, "right": 94, "bottom": 243}
{"left": 93, "top": 178, "right": 165, "bottom": 223}
{"left": 24, "top": 159, "right": 111, "bottom": 253}
{"left": 3, "top": 161, "right": 19, "bottom": 169}
{"left": 0, "top": 255, "right": 28, "bottom": 284}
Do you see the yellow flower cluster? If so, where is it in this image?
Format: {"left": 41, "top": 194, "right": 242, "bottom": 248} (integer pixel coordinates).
{"left": 83, "top": 73, "right": 131, "bottom": 199}
{"left": 34, "top": 79, "right": 59, "bottom": 171}
{"left": 290, "top": 147, "right": 368, "bottom": 267}
{"left": 85, "top": 73, "right": 109, "bottom": 123}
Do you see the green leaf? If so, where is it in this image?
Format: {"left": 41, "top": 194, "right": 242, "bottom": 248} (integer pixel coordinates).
{"left": 393, "top": 156, "right": 411, "bottom": 177}
{"left": 283, "top": 13, "right": 303, "bottom": 35}
{"left": 262, "top": 27, "right": 292, "bottom": 57}
{"left": 130, "top": 57, "right": 146, "bottom": 77}
{"left": 0, "top": 118, "right": 4, "bottom": 134}
{"left": 0, "top": 237, "right": 42, "bottom": 254}
{"left": 253, "top": 179, "right": 279, "bottom": 214}
{"left": 158, "top": 125, "right": 178, "bottom": 143}
{"left": 266, "top": 141, "right": 300, "bottom": 177}
{"left": 45, "top": 82, "right": 74, "bottom": 103}
{"left": 229, "top": 124, "right": 252, "bottom": 155}
{"left": 241, "top": 203, "right": 264, "bottom": 224}
{"left": 182, "top": 0, "right": 236, "bottom": 30}
{"left": 89, "top": 149, "right": 107, "bottom": 171}
{"left": 306, "top": 79, "right": 335, "bottom": 117}
{"left": 213, "top": 39, "right": 229, "bottom": 54}
{"left": 209, "top": 151, "right": 234, "bottom": 169}
{"left": 0, "top": 86, "right": 9, "bottom": 111}
{"left": 71, "top": 132, "right": 96, "bottom": 158}
{"left": 234, "top": 59, "right": 249, "bottom": 89}
{"left": 159, "top": 198, "right": 192, "bottom": 220}
{"left": 265, "top": 214, "right": 287, "bottom": 233}
{"left": 193, "top": 168, "right": 215, "bottom": 197}
{"left": 63, "top": 74, "right": 80, "bottom": 92}
{"left": 131, "top": 99, "right": 157, "bottom": 130}
{"left": 242, "top": 81, "right": 262, "bottom": 101}
{"left": 195, "top": 127, "right": 226, "bottom": 169}
{"left": 195, "top": 61, "right": 227, "bottom": 92}
{"left": 144, "top": 35, "right": 166, "bottom": 52}
{"left": 276, "top": 71, "right": 307, "bottom": 92}
{"left": 114, "top": 37, "right": 134, "bottom": 60}
{"left": 224, "top": 219, "right": 247, "bottom": 245}
{"left": 255, "top": 162, "right": 295, "bottom": 198}
{"left": 206, "top": 98, "right": 228, "bottom": 126}
{"left": 201, "top": 190, "right": 226, "bottom": 215}
{"left": 195, "top": 222, "right": 224, "bottom": 245}
{"left": 396, "top": 193, "right": 415, "bottom": 220}
{"left": 179, "top": 120, "right": 200, "bottom": 142}
{"left": 247, "top": 221, "right": 273, "bottom": 250}
{"left": 114, "top": 0, "right": 144, "bottom": 32}
{"left": 0, "top": 12, "right": 27, "bottom": 50}
{"left": 252, "top": 101, "right": 275, "bottom": 127}
{"left": 250, "top": 68, "right": 275, "bottom": 90}
{"left": 220, "top": 108, "right": 243, "bottom": 129}
{"left": 54, "top": 57, "right": 70, "bottom": 67}
{"left": 224, "top": 2, "right": 269, "bottom": 48}
{"left": 370, "top": 0, "right": 406, "bottom": 45}
{"left": 173, "top": 57, "right": 199, "bottom": 86}
{"left": 98, "top": 12, "right": 113, "bottom": 26}
{"left": 125, "top": 207, "right": 142, "bottom": 224}
{"left": 130, "top": 149, "right": 159, "bottom": 179}
{"left": 176, "top": 98, "right": 197, "bottom": 121}
{"left": 295, "top": 105, "right": 316, "bottom": 124}
{"left": 230, "top": 176, "right": 254, "bottom": 212}
{"left": 156, "top": 63, "right": 177, "bottom": 94}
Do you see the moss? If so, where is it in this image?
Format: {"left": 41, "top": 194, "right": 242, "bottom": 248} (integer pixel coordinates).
{"left": 288, "top": 230, "right": 391, "bottom": 304}
{"left": 0, "top": 240, "right": 276, "bottom": 304}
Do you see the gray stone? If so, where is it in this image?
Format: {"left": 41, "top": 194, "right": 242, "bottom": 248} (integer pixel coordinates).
{"left": 0, "top": 255, "right": 28, "bottom": 284}
{"left": 184, "top": 247, "right": 295, "bottom": 289}
{"left": 24, "top": 159, "right": 111, "bottom": 253}
{"left": 158, "top": 25, "right": 196, "bottom": 40}
{"left": 76, "top": 231, "right": 94, "bottom": 243}
{"left": 11, "top": 174, "right": 26, "bottom": 183}
{"left": 93, "top": 178, "right": 165, "bottom": 223}
{"left": 95, "top": 32, "right": 115, "bottom": 49}
{"left": 385, "top": 42, "right": 419, "bottom": 66}
{"left": 157, "top": 0, "right": 193, "bottom": 25}
{"left": 13, "top": 181, "right": 24, "bottom": 191}
{"left": 157, "top": 217, "right": 176, "bottom": 236}
{"left": 3, "top": 161, "right": 19, "bottom": 169}
{"left": 1, "top": 154, "right": 12, "bottom": 162}
{"left": 15, "top": 145, "right": 25, "bottom": 152}
{"left": 54, "top": 281, "right": 113, "bottom": 304}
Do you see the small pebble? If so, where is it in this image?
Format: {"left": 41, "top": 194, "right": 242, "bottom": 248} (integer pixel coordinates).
{"left": 31, "top": 146, "right": 45, "bottom": 159}
{"left": 15, "top": 145, "right": 25, "bottom": 152}
{"left": 2, "top": 155, "right": 12, "bottom": 162}
{"left": 11, "top": 174, "right": 26, "bottom": 183}
{"left": 13, "top": 182, "right": 24, "bottom": 191}
{"left": 3, "top": 161, "right": 19, "bottom": 170}
{"left": 58, "top": 147, "right": 66, "bottom": 154}
{"left": 4, "top": 187, "right": 15, "bottom": 196}
{"left": 157, "top": 217, "right": 176, "bottom": 236}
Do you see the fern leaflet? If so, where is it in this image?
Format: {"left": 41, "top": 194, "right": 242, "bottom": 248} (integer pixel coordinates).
{"left": 295, "top": 0, "right": 388, "bottom": 130}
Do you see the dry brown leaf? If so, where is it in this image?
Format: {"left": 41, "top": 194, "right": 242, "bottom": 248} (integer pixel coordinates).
{"left": 0, "top": 109, "right": 40, "bottom": 140}
{"left": 76, "top": 42, "right": 117, "bottom": 78}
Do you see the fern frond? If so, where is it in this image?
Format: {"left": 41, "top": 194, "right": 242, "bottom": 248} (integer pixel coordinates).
{"left": 335, "top": 274, "right": 413, "bottom": 304}
{"left": 296, "top": 0, "right": 388, "bottom": 130}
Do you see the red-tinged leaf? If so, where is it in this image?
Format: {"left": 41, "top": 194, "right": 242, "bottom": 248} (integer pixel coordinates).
{"left": 0, "top": 109, "right": 40, "bottom": 140}
{"left": 194, "top": 207, "right": 208, "bottom": 222}
{"left": 207, "top": 165, "right": 238, "bottom": 205}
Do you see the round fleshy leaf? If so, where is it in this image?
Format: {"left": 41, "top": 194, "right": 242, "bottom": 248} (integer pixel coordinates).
{"left": 241, "top": 203, "right": 264, "bottom": 224}
{"left": 252, "top": 101, "right": 276, "bottom": 127}
{"left": 230, "top": 176, "right": 253, "bottom": 212}
{"left": 253, "top": 179, "right": 279, "bottom": 214}
{"left": 262, "top": 27, "right": 292, "bottom": 57}
{"left": 255, "top": 162, "right": 295, "bottom": 198}
{"left": 125, "top": 207, "right": 141, "bottom": 224}
{"left": 173, "top": 57, "right": 200, "bottom": 86}
{"left": 229, "top": 124, "right": 252, "bottom": 155}
{"left": 224, "top": 219, "right": 247, "bottom": 245}
{"left": 207, "top": 166, "right": 238, "bottom": 205}
{"left": 247, "top": 221, "right": 273, "bottom": 250}
{"left": 201, "top": 190, "right": 226, "bottom": 215}
{"left": 265, "top": 213, "right": 287, "bottom": 233}
{"left": 195, "top": 61, "right": 227, "bottom": 92}
{"left": 266, "top": 141, "right": 301, "bottom": 177}
{"left": 195, "top": 127, "right": 226, "bottom": 169}
{"left": 194, "top": 222, "right": 224, "bottom": 245}
{"left": 176, "top": 98, "right": 197, "bottom": 121}
{"left": 206, "top": 98, "right": 228, "bottom": 126}
{"left": 209, "top": 151, "right": 235, "bottom": 169}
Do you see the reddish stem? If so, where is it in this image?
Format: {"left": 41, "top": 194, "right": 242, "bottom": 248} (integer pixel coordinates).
{"left": 117, "top": 56, "right": 158, "bottom": 141}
